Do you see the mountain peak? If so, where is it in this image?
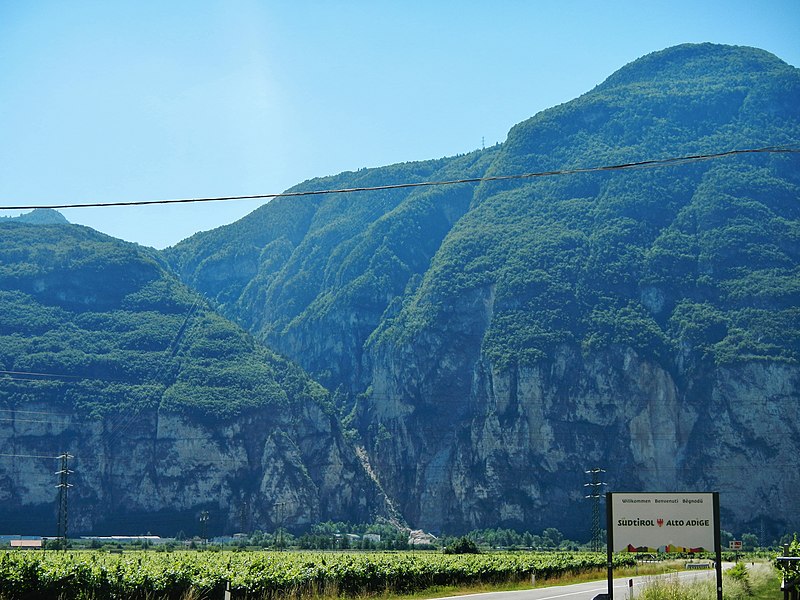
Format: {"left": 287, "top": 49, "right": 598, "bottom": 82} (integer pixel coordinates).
{"left": 2, "top": 208, "right": 70, "bottom": 225}
{"left": 596, "top": 43, "right": 794, "bottom": 91}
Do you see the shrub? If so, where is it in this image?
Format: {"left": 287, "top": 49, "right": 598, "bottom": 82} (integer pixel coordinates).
{"left": 443, "top": 537, "right": 480, "bottom": 555}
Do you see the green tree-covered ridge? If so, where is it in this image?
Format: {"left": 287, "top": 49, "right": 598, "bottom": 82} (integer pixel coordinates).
{"left": 167, "top": 43, "right": 799, "bottom": 392}
{"left": 163, "top": 44, "right": 800, "bottom": 536}
{"left": 0, "top": 222, "right": 327, "bottom": 419}
{"left": 165, "top": 148, "right": 499, "bottom": 390}
{"left": 401, "top": 42, "right": 800, "bottom": 370}
{"left": 2, "top": 43, "right": 798, "bottom": 537}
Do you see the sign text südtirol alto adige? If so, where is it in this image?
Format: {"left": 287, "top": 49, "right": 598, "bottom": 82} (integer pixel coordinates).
{"left": 610, "top": 492, "right": 716, "bottom": 553}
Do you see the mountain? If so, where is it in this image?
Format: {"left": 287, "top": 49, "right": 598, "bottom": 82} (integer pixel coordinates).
{"left": 0, "top": 222, "right": 387, "bottom": 535}
{"left": 164, "top": 151, "right": 498, "bottom": 392}
{"left": 1, "top": 208, "right": 69, "bottom": 225}
{"left": 165, "top": 44, "right": 800, "bottom": 538}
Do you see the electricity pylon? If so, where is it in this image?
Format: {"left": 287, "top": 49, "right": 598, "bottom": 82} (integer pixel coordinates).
{"left": 55, "top": 453, "right": 74, "bottom": 551}
{"left": 584, "top": 468, "right": 607, "bottom": 552}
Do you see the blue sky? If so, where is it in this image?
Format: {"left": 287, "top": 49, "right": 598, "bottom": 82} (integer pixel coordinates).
{"left": 1, "top": 1, "right": 798, "bottom": 248}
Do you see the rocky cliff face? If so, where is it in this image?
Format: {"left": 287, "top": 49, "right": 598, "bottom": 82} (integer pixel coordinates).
{"left": 0, "top": 223, "right": 387, "bottom": 535}
{"left": 349, "top": 44, "right": 800, "bottom": 538}
{"left": 362, "top": 330, "right": 800, "bottom": 537}
{"left": 160, "top": 44, "right": 800, "bottom": 539}
{"left": 0, "top": 401, "right": 381, "bottom": 535}
{"left": 8, "top": 44, "right": 795, "bottom": 540}
{"left": 164, "top": 151, "right": 499, "bottom": 392}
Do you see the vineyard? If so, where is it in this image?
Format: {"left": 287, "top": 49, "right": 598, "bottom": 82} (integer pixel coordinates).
{"left": 0, "top": 550, "right": 636, "bottom": 600}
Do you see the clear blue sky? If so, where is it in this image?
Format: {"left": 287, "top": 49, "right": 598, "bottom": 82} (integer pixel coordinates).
{"left": 1, "top": 1, "right": 798, "bottom": 249}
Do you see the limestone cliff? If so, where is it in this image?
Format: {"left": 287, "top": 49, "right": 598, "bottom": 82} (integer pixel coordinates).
{"left": 0, "top": 222, "right": 387, "bottom": 535}
{"left": 0, "top": 401, "right": 380, "bottom": 536}
{"left": 7, "top": 44, "right": 796, "bottom": 540}
{"left": 362, "top": 332, "right": 800, "bottom": 537}
{"left": 353, "top": 45, "right": 800, "bottom": 538}
{"left": 164, "top": 44, "right": 800, "bottom": 539}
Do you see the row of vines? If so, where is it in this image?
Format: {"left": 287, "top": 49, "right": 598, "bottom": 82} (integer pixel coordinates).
{"left": 0, "top": 550, "right": 636, "bottom": 600}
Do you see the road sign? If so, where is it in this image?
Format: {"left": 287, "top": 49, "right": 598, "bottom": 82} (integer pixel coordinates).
{"left": 730, "top": 540, "right": 742, "bottom": 550}
{"left": 610, "top": 492, "right": 716, "bottom": 553}
{"left": 607, "top": 492, "right": 722, "bottom": 600}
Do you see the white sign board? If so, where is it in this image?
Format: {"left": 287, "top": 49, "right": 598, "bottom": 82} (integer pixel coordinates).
{"left": 610, "top": 492, "right": 716, "bottom": 553}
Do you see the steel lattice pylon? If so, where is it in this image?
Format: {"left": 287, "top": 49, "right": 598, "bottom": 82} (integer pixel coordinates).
{"left": 584, "top": 468, "right": 606, "bottom": 552}
{"left": 55, "top": 453, "right": 73, "bottom": 551}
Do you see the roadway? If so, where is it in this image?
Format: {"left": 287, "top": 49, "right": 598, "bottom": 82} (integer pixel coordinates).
{"left": 431, "top": 567, "right": 724, "bottom": 600}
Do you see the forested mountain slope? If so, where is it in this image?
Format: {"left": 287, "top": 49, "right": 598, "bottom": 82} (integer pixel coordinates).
{"left": 165, "top": 150, "right": 499, "bottom": 391}
{"left": 0, "top": 222, "right": 385, "bottom": 535}
{"left": 362, "top": 44, "right": 800, "bottom": 536}
{"left": 166, "top": 43, "right": 800, "bottom": 538}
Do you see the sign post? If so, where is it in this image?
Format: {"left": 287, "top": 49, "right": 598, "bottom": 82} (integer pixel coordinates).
{"left": 730, "top": 539, "right": 742, "bottom": 563}
{"left": 607, "top": 495, "right": 614, "bottom": 599}
{"left": 713, "top": 494, "right": 722, "bottom": 600}
{"left": 606, "top": 492, "right": 722, "bottom": 600}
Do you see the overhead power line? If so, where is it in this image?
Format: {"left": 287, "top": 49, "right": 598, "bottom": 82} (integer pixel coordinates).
{"left": 0, "top": 453, "right": 62, "bottom": 459}
{"left": 0, "top": 417, "right": 68, "bottom": 424}
{"left": 0, "top": 408, "right": 72, "bottom": 417}
{"left": 0, "top": 146, "right": 797, "bottom": 211}
{"left": 0, "top": 369, "right": 78, "bottom": 379}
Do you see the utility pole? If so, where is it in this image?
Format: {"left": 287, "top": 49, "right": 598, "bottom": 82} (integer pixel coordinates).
{"left": 55, "top": 453, "right": 73, "bottom": 552}
{"left": 239, "top": 500, "right": 250, "bottom": 535}
{"left": 199, "top": 510, "right": 209, "bottom": 547}
{"left": 274, "top": 501, "right": 287, "bottom": 549}
{"left": 584, "top": 468, "right": 607, "bottom": 553}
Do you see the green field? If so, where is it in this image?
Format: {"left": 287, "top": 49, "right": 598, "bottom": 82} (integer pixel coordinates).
{"left": 0, "top": 550, "right": 636, "bottom": 600}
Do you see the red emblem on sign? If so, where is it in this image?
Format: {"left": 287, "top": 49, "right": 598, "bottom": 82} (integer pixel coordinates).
{"left": 657, "top": 519, "right": 664, "bottom": 527}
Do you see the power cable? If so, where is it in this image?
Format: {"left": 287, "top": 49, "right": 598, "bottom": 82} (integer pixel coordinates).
{"left": 0, "top": 369, "right": 81, "bottom": 380}
{"left": 0, "top": 376, "right": 69, "bottom": 383}
{"left": 1, "top": 144, "right": 796, "bottom": 494}
{"left": 0, "top": 417, "right": 70, "bottom": 424}
{"left": 0, "top": 366, "right": 173, "bottom": 386}
{"left": 0, "top": 146, "right": 797, "bottom": 211}
{"left": 0, "top": 408, "right": 72, "bottom": 417}
{"left": 0, "top": 453, "right": 61, "bottom": 459}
